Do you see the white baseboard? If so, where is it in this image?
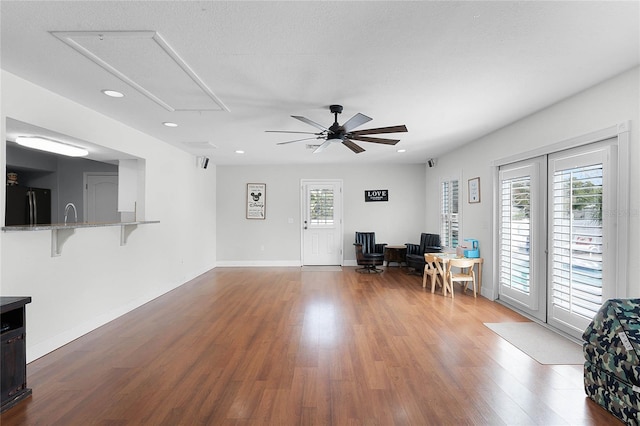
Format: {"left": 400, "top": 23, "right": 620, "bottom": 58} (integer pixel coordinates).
{"left": 215, "top": 260, "right": 302, "bottom": 267}
{"left": 27, "top": 288, "right": 170, "bottom": 363}
{"left": 216, "top": 260, "right": 358, "bottom": 267}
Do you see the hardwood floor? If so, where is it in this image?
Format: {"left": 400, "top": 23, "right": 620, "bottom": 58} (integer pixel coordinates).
{"left": 1, "top": 267, "right": 620, "bottom": 425}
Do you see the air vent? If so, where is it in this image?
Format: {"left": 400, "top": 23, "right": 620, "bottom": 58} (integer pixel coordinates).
{"left": 306, "top": 144, "right": 322, "bottom": 150}
{"left": 183, "top": 141, "right": 217, "bottom": 150}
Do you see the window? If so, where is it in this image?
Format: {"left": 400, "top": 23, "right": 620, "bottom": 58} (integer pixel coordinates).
{"left": 309, "top": 187, "right": 334, "bottom": 226}
{"left": 440, "top": 179, "right": 459, "bottom": 248}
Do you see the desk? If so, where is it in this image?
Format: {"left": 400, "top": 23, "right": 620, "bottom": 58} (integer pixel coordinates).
{"left": 384, "top": 245, "right": 407, "bottom": 267}
{"left": 431, "top": 253, "right": 484, "bottom": 296}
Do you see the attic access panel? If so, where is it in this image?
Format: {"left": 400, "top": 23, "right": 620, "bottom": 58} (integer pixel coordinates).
{"left": 51, "top": 30, "right": 229, "bottom": 112}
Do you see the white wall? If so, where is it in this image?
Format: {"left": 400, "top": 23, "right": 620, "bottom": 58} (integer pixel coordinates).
{"left": 1, "top": 71, "right": 217, "bottom": 361}
{"left": 425, "top": 66, "right": 640, "bottom": 298}
{"left": 216, "top": 164, "right": 428, "bottom": 265}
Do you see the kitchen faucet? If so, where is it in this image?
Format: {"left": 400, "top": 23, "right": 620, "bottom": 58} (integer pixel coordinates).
{"left": 64, "top": 203, "right": 78, "bottom": 224}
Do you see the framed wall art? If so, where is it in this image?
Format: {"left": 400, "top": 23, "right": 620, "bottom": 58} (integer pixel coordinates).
{"left": 247, "top": 183, "right": 266, "bottom": 219}
{"left": 468, "top": 177, "right": 480, "bottom": 203}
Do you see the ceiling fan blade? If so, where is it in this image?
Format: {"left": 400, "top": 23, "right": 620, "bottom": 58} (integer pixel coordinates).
{"left": 292, "top": 115, "right": 330, "bottom": 132}
{"left": 266, "top": 130, "right": 323, "bottom": 135}
{"left": 350, "top": 135, "right": 400, "bottom": 145}
{"left": 313, "top": 140, "right": 333, "bottom": 154}
{"left": 342, "top": 139, "right": 365, "bottom": 154}
{"left": 276, "top": 136, "right": 322, "bottom": 145}
{"left": 342, "top": 113, "right": 372, "bottom": 133}
{"left": 350, "top": 124, "right": 408, "bottom": 136}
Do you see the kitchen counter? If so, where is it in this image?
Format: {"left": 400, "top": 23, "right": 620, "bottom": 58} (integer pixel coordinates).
{"left": 2, "top": 220, "right": 159, "bottom": 256}
{"left": 2, "top": 220, "right": 159, "bottom": 231}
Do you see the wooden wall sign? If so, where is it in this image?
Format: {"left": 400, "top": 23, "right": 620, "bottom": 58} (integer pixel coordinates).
{"left": 247, "top": 183, "right": 266, "bottom": 219}
{"left": 365, "top": 189, "right": 388, "bottom": 202}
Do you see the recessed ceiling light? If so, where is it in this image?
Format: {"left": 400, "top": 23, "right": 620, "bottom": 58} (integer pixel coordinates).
{"left": 15, "top": 136, "right": 89, "bottom": 157}
{"left": 101, "top": 89, "right": 124, "bottom": 98}
{"left": 235, "top": 150, "right": 245, "bottom": 154}
{"left": 163, "top": 122, "right": 178, "bottom": 127}
{"left": 397, "top": 149, "right": 406, "bottom": 153}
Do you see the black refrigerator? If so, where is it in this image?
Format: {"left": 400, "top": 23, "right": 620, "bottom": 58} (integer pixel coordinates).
{"left": 5, "top": 186, "right": 51, "bottom": 226}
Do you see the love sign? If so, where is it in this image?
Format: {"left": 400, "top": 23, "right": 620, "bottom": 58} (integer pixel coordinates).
{"left": 364, "top": 189, "right": 389, "bottom": 202}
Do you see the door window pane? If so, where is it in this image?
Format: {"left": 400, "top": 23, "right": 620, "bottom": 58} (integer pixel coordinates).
{"left": 551, "top": 163, "right": 603, "bottom": 319}
{"left": 309, "top": 188, "right": 334, "bottom": 226}
{"left": 500, "top": 176, "right": 531, "bottom": 295}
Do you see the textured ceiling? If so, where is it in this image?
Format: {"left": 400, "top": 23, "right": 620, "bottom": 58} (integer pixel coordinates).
{"left": 1, "top": 1, "right": 638, "bottom": 165}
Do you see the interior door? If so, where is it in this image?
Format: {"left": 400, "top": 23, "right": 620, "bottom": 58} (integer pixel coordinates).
{"left": 498, "top": 157, "right": 547, "bottom": 322}
{"left": 85, "top": 173, "right": 120, "bottom": 223}
{"left": 301, "top": 180, "right": 343, "bottom": 266}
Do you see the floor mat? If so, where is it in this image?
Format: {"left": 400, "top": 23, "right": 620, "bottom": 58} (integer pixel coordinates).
{"left": 301, "top": 266, "right": 343, "bottom": 272}
{"left": 484, "top": 322, "right": 584, "bottom": 364}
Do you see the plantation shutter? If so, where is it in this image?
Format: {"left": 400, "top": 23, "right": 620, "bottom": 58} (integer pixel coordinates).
{"left": 440, "top": 179, "right": 459, "bottom": 248}
{"left": 550, "top": 163, "right": 604, "bottom": 318}
{"left": 500, "top": 175, "right": 532, "bottom": 296}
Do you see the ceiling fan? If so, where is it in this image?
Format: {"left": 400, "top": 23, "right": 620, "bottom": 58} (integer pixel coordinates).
{"left": 266, "top": 105, "right": 408, "bottom": 154}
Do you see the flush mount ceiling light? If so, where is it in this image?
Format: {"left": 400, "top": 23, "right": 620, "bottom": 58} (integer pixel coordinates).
{"left": 101, "top": 89, "right": 124, "bottom": 98}
{"left": 162, "top": 121, "right": 178, "bottom": 127}
{"left": 15, "top": 136, "right": 89, "bottom": 157}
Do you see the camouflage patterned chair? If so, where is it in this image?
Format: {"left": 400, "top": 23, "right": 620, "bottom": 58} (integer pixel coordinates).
{"left": 583, "top": 298, "right": 640, "bottom": 425}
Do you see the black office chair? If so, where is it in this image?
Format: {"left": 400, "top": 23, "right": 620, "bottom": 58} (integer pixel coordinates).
{"left": 354, "top": 232, "right": 387, "bottom": 273}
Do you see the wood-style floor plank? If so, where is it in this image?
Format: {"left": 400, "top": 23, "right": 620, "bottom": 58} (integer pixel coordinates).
{"left": 1, "top": 267, "right": 621, "bottom": 425}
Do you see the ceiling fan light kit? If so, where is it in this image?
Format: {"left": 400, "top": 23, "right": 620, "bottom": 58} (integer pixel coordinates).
{"left": 269, "top": 104, "right": 407, "bottom": 154}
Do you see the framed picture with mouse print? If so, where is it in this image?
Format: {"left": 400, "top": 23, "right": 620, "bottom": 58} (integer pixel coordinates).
{"left": 247, "top": 183, "right": 266, "bottom": 219}
{"left": 468, "top": 177, "right": 480, "bottom": 203}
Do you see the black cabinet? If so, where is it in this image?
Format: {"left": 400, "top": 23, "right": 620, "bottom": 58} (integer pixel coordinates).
{"left": 1, "top": 297, "right": 32, "bottom": 412}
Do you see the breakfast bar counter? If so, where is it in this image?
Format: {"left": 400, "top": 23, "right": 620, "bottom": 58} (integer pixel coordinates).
{"left": 2, "top": 220, "right": 159, "bottom": 256}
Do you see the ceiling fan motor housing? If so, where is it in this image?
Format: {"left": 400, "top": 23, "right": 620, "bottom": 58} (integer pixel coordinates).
{"left": 328, "top": 105, "right": 345, "bottom": 140}
{"left": 329, "top": 104, "right": 343, "bottom": 114}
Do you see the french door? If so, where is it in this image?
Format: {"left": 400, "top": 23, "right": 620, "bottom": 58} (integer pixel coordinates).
{"left": 498, "top": 157, "right": 547, "bottom": 322}
{"left": 498, "top": 141, "right": 616, "bottom": 338}
{"left": 547, "top": 142, "right": 615, "bottom": 335}
{"left": 301, "top": 180, "right": 343, "bottom": 266}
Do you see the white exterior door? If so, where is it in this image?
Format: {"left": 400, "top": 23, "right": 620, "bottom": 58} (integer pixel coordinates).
{"left": 547, "top": 142, "right": 615, "bottom": 336}
{"left": 301, "top": 180, "right": 343, "bottom": 266}
{"left": 498, "top": 157, "right": 547, "bottom": 322}
{"left": 85, "top": 173, "right": 120, "bottom": 223}
{"left": 497, "top": 140, "right": 618, "bottom": 339}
